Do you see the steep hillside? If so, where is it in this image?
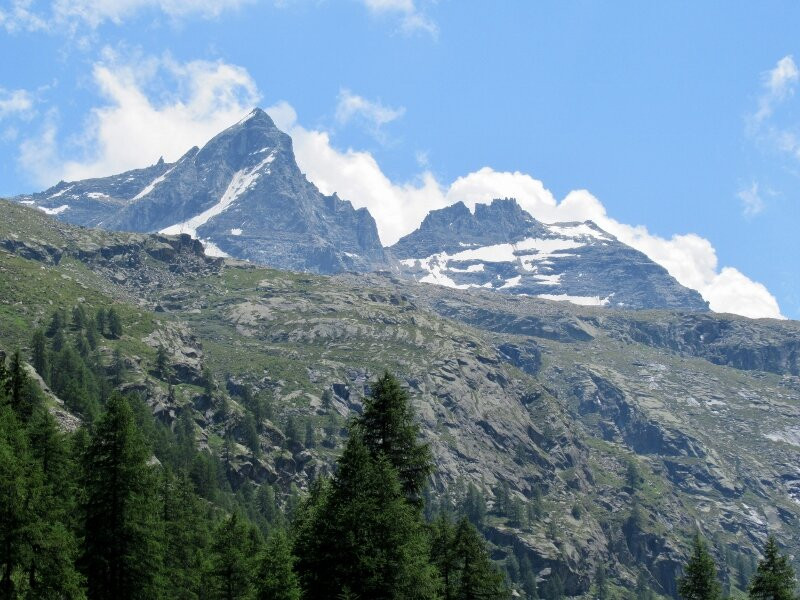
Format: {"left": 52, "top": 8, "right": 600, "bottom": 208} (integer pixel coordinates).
{"left": 1, "top": 199, "right": 798, "bottom": 597}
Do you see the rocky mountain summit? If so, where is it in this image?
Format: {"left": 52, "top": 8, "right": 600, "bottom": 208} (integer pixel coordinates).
{"left": 0, "top": 200, "right": 798, "bottom": 597}
{"left": 392, "top": 198, "right": 709, "bottom": 311}
{"left": 14, "top": 109, "right": 391, "bottom": 274}
{"left": 14, "top": 109, "right": 712, "bottom": 312}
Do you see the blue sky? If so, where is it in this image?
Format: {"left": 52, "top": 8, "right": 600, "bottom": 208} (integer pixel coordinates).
{"left": 1, "top": 1, "right": 799, "bottom": 319}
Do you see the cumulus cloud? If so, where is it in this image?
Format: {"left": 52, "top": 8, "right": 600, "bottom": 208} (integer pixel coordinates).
{"left": 0, "top": 0, "right": 250, "bottom": 31}
{"left": 270, "top": 106, "right": 783, "bottom": 319}
{"left": 20, "top": 50, "right": 260, "bottom": 184}
{"left": 359, "top": 0, "right": 437, "bottom": 37}
{"left": 0, "top": 88, "right": 34, "bottom": 120}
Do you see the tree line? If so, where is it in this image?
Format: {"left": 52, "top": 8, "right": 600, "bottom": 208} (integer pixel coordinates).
{"left": 0, "top": 319, "right": 510, "bottom": 600}
{"left": 677, "top": 534, "right": 796, "bottom": 600}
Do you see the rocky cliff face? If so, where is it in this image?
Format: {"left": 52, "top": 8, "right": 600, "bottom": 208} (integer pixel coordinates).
{"left": 14, "top": 109, "right": 391, "bottom": 274}
{"left": 0, "top": 200, "right": 797, "bottom": 597}
{"left": 391, "top": 198, "right": 709, "bottom": 311}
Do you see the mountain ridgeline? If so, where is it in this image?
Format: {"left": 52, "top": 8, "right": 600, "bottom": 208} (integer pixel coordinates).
{"left": 14, "top": 108, "right": 707, "bottom": 312}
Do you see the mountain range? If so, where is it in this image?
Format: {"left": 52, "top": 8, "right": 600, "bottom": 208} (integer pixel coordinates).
{"left": 14, "top": 108, "right": 708, "bottom": 313}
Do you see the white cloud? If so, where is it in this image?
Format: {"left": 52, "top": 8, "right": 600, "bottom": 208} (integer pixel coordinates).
{"left": 335, "top": 88, "right": 405, "bottom": 140}
{"left": 0, "top": 0, "right": 249, "bottom": 31}
{"left": 753, "top": 55, "right": 798, "bottom": 125}
{"left": 360, "top": 0, "right": 437, "bottom": 37}
{"left": 737, "top": 182, "right": 764, "bottom": 217}
{"left": 20, "top": 50, "right": 260, "bottom": 184}
{"left": 0, "top": 88, "right": 34, "bottom": 120}
{"left": 271, "top": 106, "right": 784, "bottom": 319}
{"left": 52, "top": 0, "right": 251, "bottom": 27}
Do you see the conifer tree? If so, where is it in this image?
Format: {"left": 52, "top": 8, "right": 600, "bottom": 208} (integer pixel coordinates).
{"left": 678, "top": 535, "right": 722, "bottom": 600}
{"left": 207, "top": 513, "right": 260, "bottom": 600}
{"left": 31, "top": 328, "right": 49, "bottom": 382}
{"left": 356, "top": 371, "right": 432, "bottom": 504}
{"left": 95, "top": 308, "right": 106, "bottom": 336}
{"left": 256, "top": 529, "right": 301, "bottom": 600}
{"left": 748, "top": 536, "right": 797, "bottom": 600}
{"left": 107, "top": 308, "right": 123, "bottom": 339}
{"left": 159, "top": 470, "right": 210, "bottom": 600}
{"left": 294, "top": 434, "right": 439, "bottom": 599}
{"left": 155, "top": 345, "right": 170, "bottom": 380}
{"left": 81, "top": 394, "right": 162, "bottom": 599}
{"left": 7, "top": 350, "right": 30, "bottom": 417}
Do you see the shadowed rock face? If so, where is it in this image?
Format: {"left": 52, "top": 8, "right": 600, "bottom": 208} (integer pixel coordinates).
{"left": 14, "top": 109, "right": 391, "bottom": 275}
{"left": 391, "top": 198, "right": 709, "bottom": 311}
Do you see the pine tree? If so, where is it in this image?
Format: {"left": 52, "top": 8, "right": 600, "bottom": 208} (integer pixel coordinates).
{"left": 107, "top": 308, "right": 123, "bottom": 339}
{"left": 294, "top": 434, "right": 439, "bottom": 599}
{"left": 452, "top": 517, "right": 509, "bottom": 600}
{"left": 462, "top": 483, "right": 487, "bottom": 530}
{"left": 31, "top": 329, "right": 49, "bottom": 382}
{"left": 595, "top": 564, "right": 609, "bottom": 600}
{"left": 207, "top": 513, "right": 260, "bottom": 600}
{"left": 155, "top": 345, "right": 170, "bottom": 380}
{"left": 748, "top": 536, "right": 796, "bottom": 600}
{"left": 256, "top": 529, "right": 301, "bottom": 600}
{"left": 0, "top": 405, "right": 30, "bottom": 599}
{"left": 95, "top": 308, "right": 106, "bottom": 336}
{"left": 72, "top": 305, "right": 87, "bottom": 330}
{"left": 678, "top": 534, "right": 722, "bottom": 600}
{"left": 356, "top": 371, "right": 432, "bottom": 504}
{"left": 81, "top": 394, "right": 162, "bottom": 599}
{"left": 7, "top": 350, "right": 28, "bottom": 415}
{"left": 159, "top": 470, "right": 210, "bottom": 600}
{"left": 304, "top": 419, "right": 316, "bottom": 449}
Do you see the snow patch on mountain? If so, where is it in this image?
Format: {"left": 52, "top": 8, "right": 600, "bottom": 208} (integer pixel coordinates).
{"left": 160, "top": 151, "right": 276, "bottom": 238}
{"left": 38, "top": 205, "right": 69, "bottom": 215}
{"left": 132, "top": 165, "right": 177, "bottom": 201}
{"left": 537, "top": 293, "right": 612, "bottom": 306}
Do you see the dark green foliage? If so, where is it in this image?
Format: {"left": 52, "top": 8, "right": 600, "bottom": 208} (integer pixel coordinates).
{"left": 106, "top": 308, "right": 122, "bottom": 339}
{"left": 206, "top": 513, "right": 261, "bottom": 600}
{"left": 31, "top": 328, "right": 48, "bottom": 382}
{"left": 595, "top": 564, "right": 609, "bottom": 600}
{"left": 47, "top": 310, "right": 65, "bottom": 337}
{"left": 284, "top": 415, "right": 301, "bottom": 449}
{"left": 627, "top": 458, "right": 643, "bottom": 490}
{"left": 541, "top": 572, "right": 564, "bottom": 600}
{"left": 430, "top": 516, "right": 510, "bottom": 600}
{"left": 50, "top": 345, "right": 100, "bottom": 422}
{"left": 81, "top": 394, "right": 162, "bottom": 599}
{"left": 202, "top": 366, "right": 215, "bottom": 395}
{"left": 357, "top": 371, "right": 432, "bottom": 505}
{"left": 256, "top": 529, "right": 301, "bottom": 600}
{"left": 159, "top": 470, "right": 211, "bottom": 600}
{"left": 304, "top": 419, "right": 316, "bottom": 449}
{"left": 243, "top": 413, "right": 261, "bottom": 457}
{"left": 462, "top": 482, "right": 487, "bottom": 530}
{"left": 72, "top": 305, "right": 87, "bottom": 330}
{"left": 678, "top": 535, "right": 722, "bottom": 600}
{"left": 294, "top": 434, "right": 439, "bottom": 599}
{"left": 748, "top": 536, "right": 797, "bottom": 600}
{"left": 95, "top": 308, "right": 106, "bottom": 335}
{"left": 110, "top": 348, "right": 125, "bottom": 386}
{"left": 155, "top": 345, "right": 170, "bottom": 380}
